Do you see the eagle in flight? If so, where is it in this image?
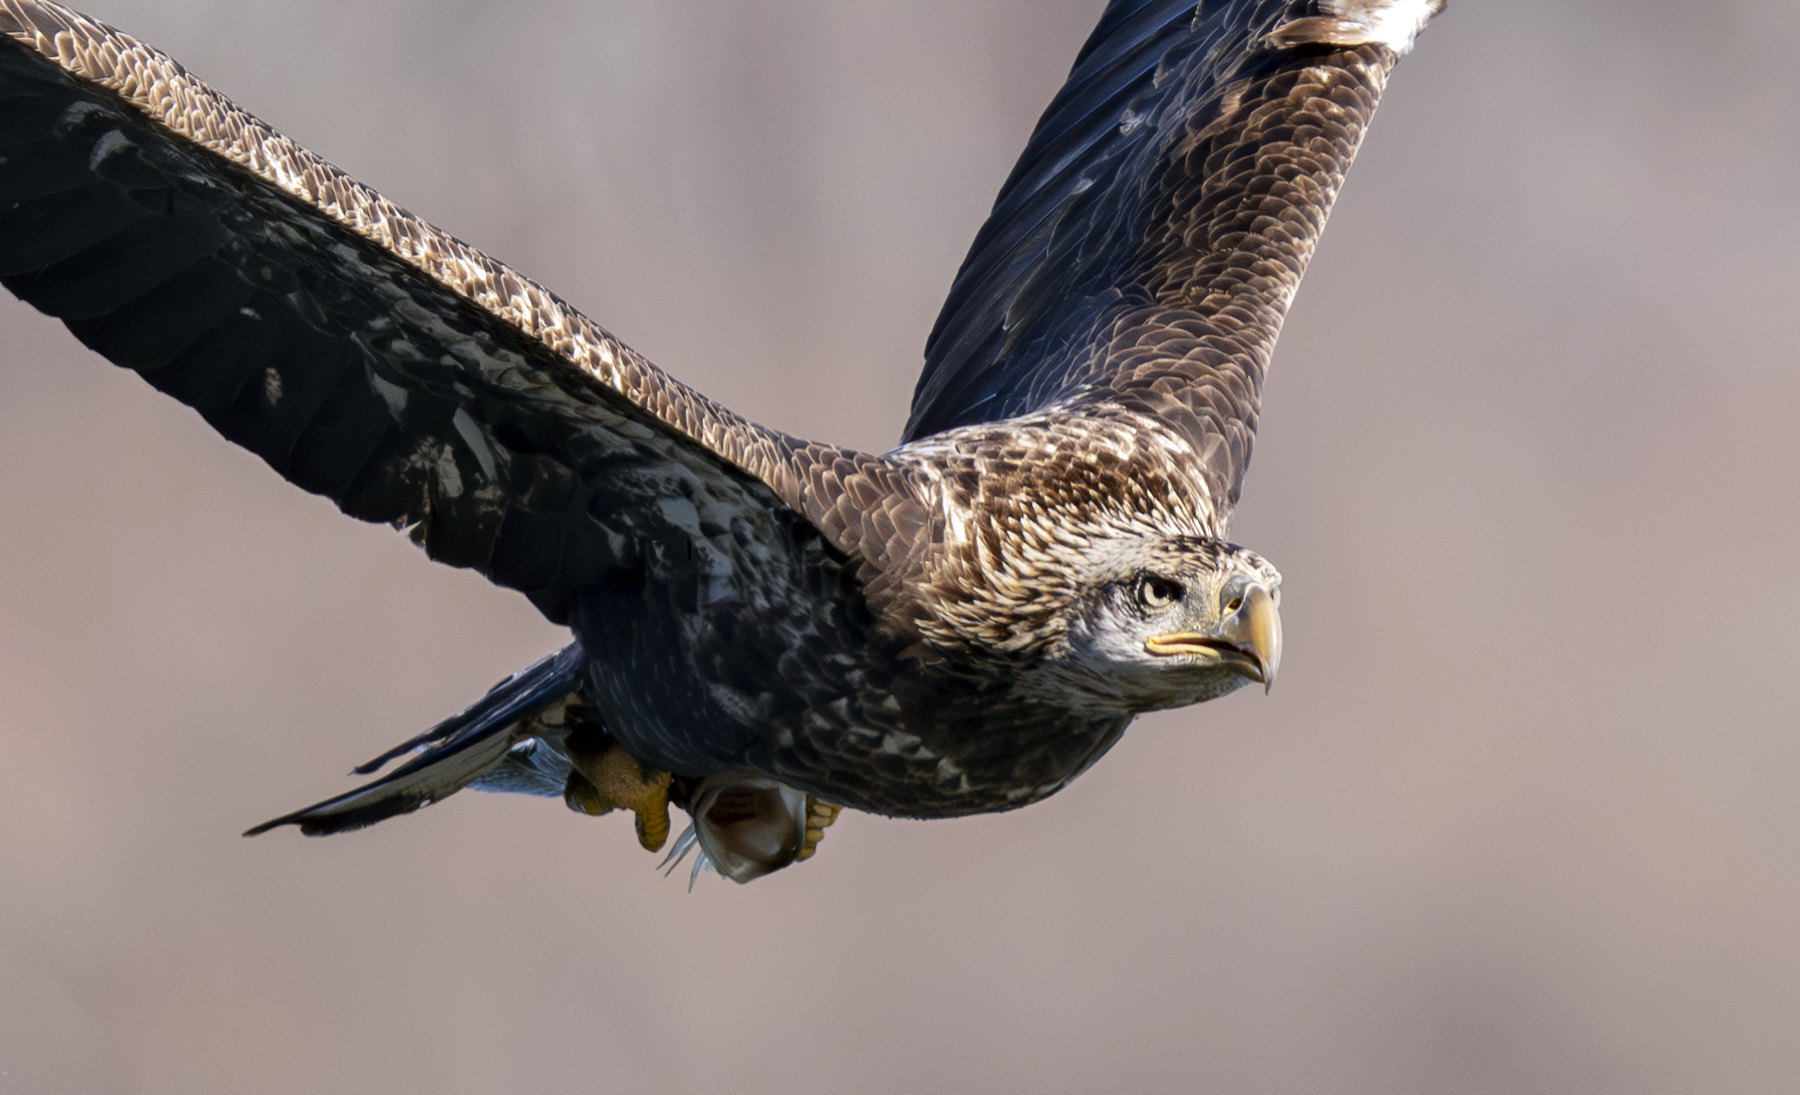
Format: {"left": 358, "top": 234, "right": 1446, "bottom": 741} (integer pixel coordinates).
{"left": 0, "top": 0, "right": 1443, "bottom": 882}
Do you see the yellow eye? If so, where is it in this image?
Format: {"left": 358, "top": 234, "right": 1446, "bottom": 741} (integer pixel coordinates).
{"left": 1224, "top": 595, "right": 1243, "bottom": 613}
{"left": 1135, "top": 575, "right": 1182, "bottom": 611}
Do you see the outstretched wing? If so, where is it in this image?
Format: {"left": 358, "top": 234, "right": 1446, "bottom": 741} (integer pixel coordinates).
{"left": 906, "top": 0, "right": 1442, "bottom": 509}
{"left": 0, "top": 0, "right": 825, "bottom": 623}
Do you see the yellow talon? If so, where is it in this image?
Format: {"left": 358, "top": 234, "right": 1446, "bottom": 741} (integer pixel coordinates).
{"left": 794, "top": 797, "right": 842, "bottom": 861}
{"left": 563, "top": 742, "right": 673, "bottom": 853}
{"left": 565, "top": 778, "right": 609, "bottom": 817}
{"left": 629, "top": 782, "right": 672, "bottom": 852}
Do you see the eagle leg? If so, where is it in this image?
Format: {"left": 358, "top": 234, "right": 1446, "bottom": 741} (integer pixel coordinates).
{"left": 563, "top": 739, "right": 674, "bottom": 853}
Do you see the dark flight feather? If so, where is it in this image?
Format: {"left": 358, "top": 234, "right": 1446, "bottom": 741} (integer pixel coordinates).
{"left": 0, "top": 0, "right": 848, "bottom": 626}
{"left": 910, "top": 0, "right": 1439, "bottom": 509}
{"left": 242, "top": 645, "right": 588, "bottom": 836}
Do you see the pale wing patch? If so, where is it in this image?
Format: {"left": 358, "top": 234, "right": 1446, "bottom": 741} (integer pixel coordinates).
{"left": 1268, "top": 0, "right": 1445, "bottom": 55}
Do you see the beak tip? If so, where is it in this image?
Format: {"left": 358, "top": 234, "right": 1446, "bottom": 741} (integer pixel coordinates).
{"left": 1242, "top": 584, "right": 1281, "bottom": 697}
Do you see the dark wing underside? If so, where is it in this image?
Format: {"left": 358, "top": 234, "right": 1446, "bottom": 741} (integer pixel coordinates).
{"left": 0, "top": 0, "right": 824, "bottom": 624}
{"left": 906, "top": 0, "right": 1438, "bottom": 510}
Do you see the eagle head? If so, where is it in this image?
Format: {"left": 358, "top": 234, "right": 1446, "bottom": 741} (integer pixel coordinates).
{"left": 1056, "top": 535, "right": 1282, "bottom": 710}
{"left": 906, "top": 421, "right": 1282, "bottom": 713}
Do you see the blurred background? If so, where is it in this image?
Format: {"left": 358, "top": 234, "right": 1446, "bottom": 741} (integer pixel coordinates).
{"left": 3, "top": 1, "right": 1798, "bottom": 1091}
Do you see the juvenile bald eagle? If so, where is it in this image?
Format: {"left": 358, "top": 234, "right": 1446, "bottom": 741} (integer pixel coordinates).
{"left": 0, "top": 0, "right": 1443, "bottom": 881}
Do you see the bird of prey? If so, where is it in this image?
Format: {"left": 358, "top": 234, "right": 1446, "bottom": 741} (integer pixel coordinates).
{"left": 0, "top": 0, "right": 1443, "bottom": 882}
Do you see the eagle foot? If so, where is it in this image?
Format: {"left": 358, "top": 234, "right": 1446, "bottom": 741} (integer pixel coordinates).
{"left": 794, "top": 797, "right": 842, "bottom": 862}
{"left": 562, "top": 742, "right": 673, "bottom": 853}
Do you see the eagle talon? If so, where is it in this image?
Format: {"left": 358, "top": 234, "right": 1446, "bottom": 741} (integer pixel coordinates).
{"left": 794, "top": 797, "right": 842, "bottom": 862}
{"left": 563, "top": 743, "right": 673, "bottom": 853}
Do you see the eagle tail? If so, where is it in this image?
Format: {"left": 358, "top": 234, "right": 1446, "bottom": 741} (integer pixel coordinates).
{"left": 244, "top": 643, "right": 588, "bottom": 836}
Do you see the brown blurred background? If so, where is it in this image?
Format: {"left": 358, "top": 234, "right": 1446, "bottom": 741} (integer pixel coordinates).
{"left": 3, "top": 1, "right": 1798, "bottom": 1091}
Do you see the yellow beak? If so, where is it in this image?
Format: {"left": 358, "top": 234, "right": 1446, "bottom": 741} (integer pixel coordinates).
{"left": 1143, "top": 584, "right": 1282, "bottom": 692}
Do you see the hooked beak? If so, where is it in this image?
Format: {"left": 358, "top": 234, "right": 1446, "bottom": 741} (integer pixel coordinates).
{"left": 1144, "top": 583, "right": 1283, "bottom": 692}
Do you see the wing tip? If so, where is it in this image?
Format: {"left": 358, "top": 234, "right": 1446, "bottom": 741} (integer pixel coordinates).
{"left": 242, "top": 812, "right": 308, "bottom": 838}
{"left": 242, "top": 807, "right": 352, "bottom": 837}
{"left": 242, "top": 794, "right": 431, "bottom": 838}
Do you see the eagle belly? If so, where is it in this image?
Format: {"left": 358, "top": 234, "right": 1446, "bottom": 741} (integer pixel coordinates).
{"left": 565, "top": 505, "right": 1135, "bottom": 818}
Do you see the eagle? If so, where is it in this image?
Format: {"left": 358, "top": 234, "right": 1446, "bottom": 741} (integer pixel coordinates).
{"left": 0, "top": 0, "right": 1443, "bottom": 882}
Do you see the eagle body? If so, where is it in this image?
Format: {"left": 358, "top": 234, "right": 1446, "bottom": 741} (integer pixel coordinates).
{"left": 0, "top": 0, "right": 1444, "bottom": 880}
{"left": 572, "top": 411, "right": 1243, "bottom": 820}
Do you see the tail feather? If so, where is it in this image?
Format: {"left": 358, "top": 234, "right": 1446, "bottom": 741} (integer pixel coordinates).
{"left": 245, "top": 643, "right": 587, "bottom": 836}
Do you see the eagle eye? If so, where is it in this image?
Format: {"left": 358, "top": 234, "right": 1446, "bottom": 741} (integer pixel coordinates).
{"left": 1134, "top": 574, "right": 1183, "bottom": 611}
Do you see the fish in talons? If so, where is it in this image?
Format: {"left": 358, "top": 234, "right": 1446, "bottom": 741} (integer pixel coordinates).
{"left": 660, "top": 773, "right": 843, "bottom": 886}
